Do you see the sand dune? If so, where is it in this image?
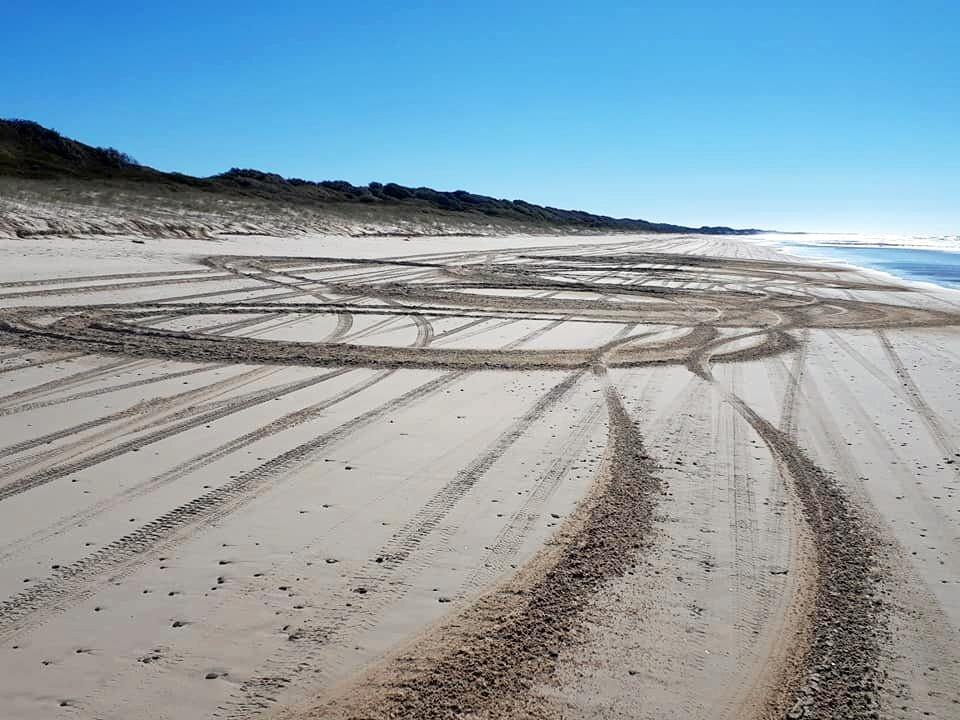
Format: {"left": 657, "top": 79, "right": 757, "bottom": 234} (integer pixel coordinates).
{"left": 0, "top": 232, "right": 958, "bottom": 719}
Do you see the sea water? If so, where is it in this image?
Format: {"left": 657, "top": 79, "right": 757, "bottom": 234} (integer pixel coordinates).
{"left": 786, "top": 244, "right": 960, "bottom": 290}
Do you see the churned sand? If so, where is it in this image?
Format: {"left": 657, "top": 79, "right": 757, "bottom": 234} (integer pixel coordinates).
{"left": 0, "top": 231, "right": 958, "bottom": 720}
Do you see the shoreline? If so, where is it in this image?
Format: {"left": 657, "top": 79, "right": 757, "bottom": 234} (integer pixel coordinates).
{"left": 782, "top": 243, "right": 960, "bottom": 291}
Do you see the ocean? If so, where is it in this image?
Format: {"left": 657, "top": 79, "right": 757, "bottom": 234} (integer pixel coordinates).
{"left": 786, "top": 243, "right": 960, "bottom": 290}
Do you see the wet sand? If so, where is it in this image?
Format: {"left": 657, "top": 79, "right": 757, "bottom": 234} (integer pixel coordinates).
{"left": 0, "top": 232, "right": 958, "bottom": 719}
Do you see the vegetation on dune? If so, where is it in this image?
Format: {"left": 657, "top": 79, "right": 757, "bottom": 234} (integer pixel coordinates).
{"left": 0, "top": 119, "right": 143, "bottom": 179}
{"left": 0, "top": 119, "right": 759, "bottom": 236}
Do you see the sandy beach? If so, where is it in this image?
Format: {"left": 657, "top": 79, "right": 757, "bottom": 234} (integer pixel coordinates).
{"left": 0, "top": 231, "right": 958, "bottom": 719}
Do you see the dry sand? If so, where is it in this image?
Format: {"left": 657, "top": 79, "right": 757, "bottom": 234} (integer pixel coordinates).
{"left": 0, "top": 231, "right": 958, "bottom": 719}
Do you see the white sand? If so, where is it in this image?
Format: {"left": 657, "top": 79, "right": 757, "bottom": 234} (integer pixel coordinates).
{"left": 0, "top": 232, "right": 957, "bottom": 719}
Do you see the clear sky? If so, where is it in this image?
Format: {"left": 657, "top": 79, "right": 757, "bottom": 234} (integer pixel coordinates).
{"left": 3, "top": 2, "right": 958, "bottom": 233}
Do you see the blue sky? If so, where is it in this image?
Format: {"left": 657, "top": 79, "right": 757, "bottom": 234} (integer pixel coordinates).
{"left": 3, "top": 2, "right": 957, "bottom": 233}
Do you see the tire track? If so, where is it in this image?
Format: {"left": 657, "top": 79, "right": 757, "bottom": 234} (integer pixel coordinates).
{"left": 217, "top": 370, "right": 587, "bottom": 717}
{"left": 717, "top": 387, "right": 888, "bottom": 720}
{"left": 779, "top": 329, "right": 810, "bottom": 437}
{"left": 0, "top": 367, "right": 349, "bottom": 502}
{"left": 877, "top": 329, "right": 959, "bottom": 463}
{"left": 0, "top": 351, "right": 88, "bottom": 375}
{"left": 0, "top": 348, "right": 33, "bottom": 362}
{"left": 0, "top": 268, "right": 224, "bottom": 289}
{"left": 824, "top": 329, "right": 902, "bottom": 395}
{"left": 457, "top": 386, "right": 615, "bottom": 598}
{"left": 0, "top": 314, "right": 297, "bottom": 418}
{"left": 0, "top": 302, "right": 262, "bottom": 393}
{"left": 810, "top": 337, "right": 960, "bottom": 538}
{"left": 0, "top": 368, "right": 394, "bottom": 565}
{"left": 722, "top": 363, "right": 768, "bottom": 658}
{"left": 0, "top": 371, "right": 463, "bottom": 639}
{"left": 0, "top": 363, "right": 228, "bottom": 419}
{"left": 375, "top": 371, "right": 584, "bottom": 572}
{"left": 716, "top": 358, "right": 802, "bottom": 720}
{"left": 328, "top": 312, "right": 353, "bottom": 341}
{"left": 759, "top": 356, "right": 796, "bottom": 556}
{"left": 0, "top": 364, "right": 234, "bottom": 459}
{"left": 0, "top": 357, "right": 152, "bottom": 407}
{"left": 0, "top": 272, "right": 243, "bottom": 300}
{"left": 1, "top": 304, "right": 441, "bottom": 555}
{"left": 336, "top": 315, "right": 404, "bottom": 344}
{"left": 302, "top": 369, "right": 663, "bottom": 720}
{"left": 0, "top": 317, "right": 216, "bottom": 400}
{"left": 0, "top": 364, "right": 279, "bottom": 476}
